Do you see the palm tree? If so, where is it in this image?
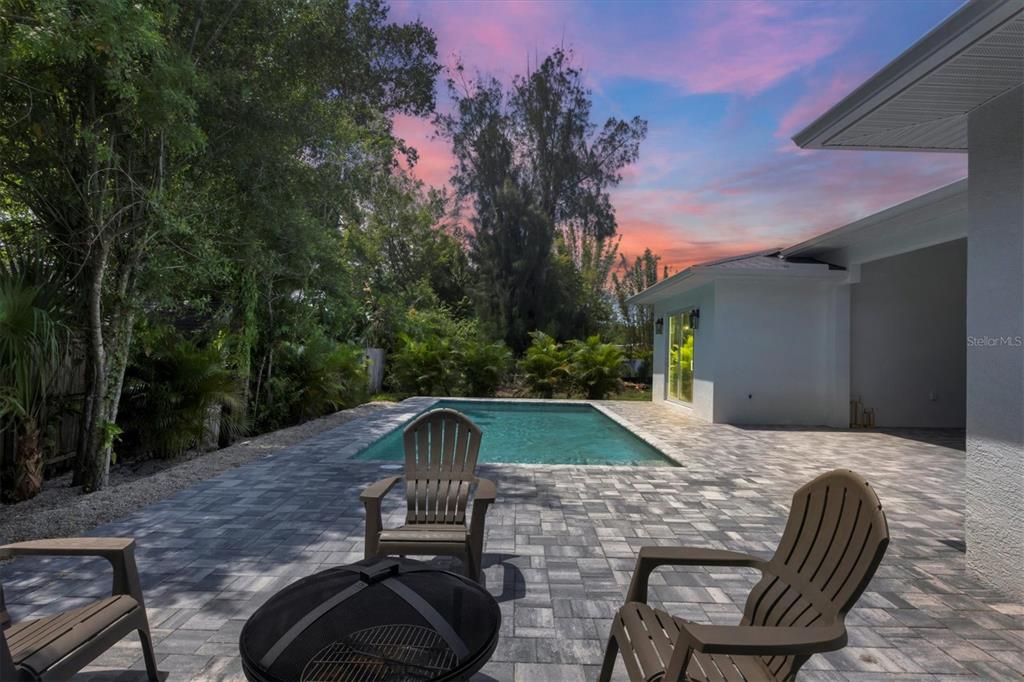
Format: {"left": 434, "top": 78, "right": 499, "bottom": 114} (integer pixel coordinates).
{"left": 0, "top": 258, "right": 66, "bottom": 502}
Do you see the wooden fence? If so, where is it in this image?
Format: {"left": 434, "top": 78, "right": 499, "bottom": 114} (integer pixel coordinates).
{"left": 0, "top": 351, "right": 87, "bottom": 484}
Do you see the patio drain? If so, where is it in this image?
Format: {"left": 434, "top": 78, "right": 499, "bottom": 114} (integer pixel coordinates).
{"left": 940, "top": 539, "right": 966, "bottom": 553}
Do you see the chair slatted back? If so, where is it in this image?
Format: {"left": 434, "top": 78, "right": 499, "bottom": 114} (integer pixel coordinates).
{"left": 402, "top": 408, "right": 483, "bottom": 525}
{"left": 741, "top": 469, "right": 889, "bottom": 680}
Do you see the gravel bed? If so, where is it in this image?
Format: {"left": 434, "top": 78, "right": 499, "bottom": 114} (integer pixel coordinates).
{"left": 0, "top": 401, "right": 394, "bottom": 545}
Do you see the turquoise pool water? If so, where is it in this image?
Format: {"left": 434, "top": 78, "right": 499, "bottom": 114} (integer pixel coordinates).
{"left": 353, "top": 400, "right": 676, "bottom": 466}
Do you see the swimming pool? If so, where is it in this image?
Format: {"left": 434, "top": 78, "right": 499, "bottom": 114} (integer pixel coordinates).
{"left": 352, "top": 399, "right": 676, "bottom": 466}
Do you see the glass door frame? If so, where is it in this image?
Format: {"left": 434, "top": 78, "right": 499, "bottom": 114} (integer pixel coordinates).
{"left": 665, "top": 307, "right": 696, "bottom": 405}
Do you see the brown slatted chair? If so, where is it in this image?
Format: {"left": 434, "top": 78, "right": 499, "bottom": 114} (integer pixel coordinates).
{"left": 360, "top": 408, "right": 496, "bottom": 581}
{"left": 600, "top": 469, "right": 890, "bottom": 682}
{"left": 0, "top": 538, "right": 160, "bottom": 681}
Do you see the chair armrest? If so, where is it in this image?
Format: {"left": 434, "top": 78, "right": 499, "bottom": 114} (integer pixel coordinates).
{"left": 469, "top": 478, "right": 496, "bottom": 528}
{"left": 359, "top": 476, "right": 402, "bottom": 504}
{"left": 468, "top": 478, "right": 496, "bottom": 563}
{"left": 473, "top": 477, "right": 497, "bottom": 504}
{"left": 0, "top": 538, "right": 145, "bottom": 604}
{"left": 663, "top": 621, "right": 847, "bottom": 680}
{"left": 680, "top": 621, "right": 848, "bottom": 656}
{"left": 627, "top": 546, "right": 764, "bottom": 602}
{"left": 0, "top": 537, "right": 134, "bottom": 559}
{"left": 361, "top": 476, "right": 401, "bottom": 560}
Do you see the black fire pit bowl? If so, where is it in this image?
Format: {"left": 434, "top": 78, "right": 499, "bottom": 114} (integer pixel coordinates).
{"left": 240, "top": 559, "right": 501, "bottom": 682}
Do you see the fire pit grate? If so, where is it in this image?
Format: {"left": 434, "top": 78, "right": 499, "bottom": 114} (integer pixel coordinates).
{"left": 240, "top": 559, "right": 501, "bottom": 682}
{"left": 301, "top": 625, "right": 458, "bottom": 682}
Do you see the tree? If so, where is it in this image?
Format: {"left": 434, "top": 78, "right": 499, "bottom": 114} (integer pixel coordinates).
{"left": 0, "top": 0, "right": 441, "bottom": 490}
{"left": 0, "top": 0, "right": 203, "bottom": 491}
{"left": 556, "top": 225, "right": 620, "bottom": 340}
{"left": 437, "top": 48, "right": 646, "bottom": 349}
{"left": 343, "top": 175, "right": 470, "bottom": 349}
{"left": 174, "top": 0, "right": 440, "bottom": 425}
{"left": 612, "top": 249, "right": 664, "bottom": 352}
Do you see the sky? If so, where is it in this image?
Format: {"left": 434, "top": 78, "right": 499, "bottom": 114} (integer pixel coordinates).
{"left": 389, "top": 0, "right": 968, "bottom": 273}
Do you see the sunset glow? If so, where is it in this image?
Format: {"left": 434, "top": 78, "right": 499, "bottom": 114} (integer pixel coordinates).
{"left": 391, "top": 0, "right": 968, "bottom": 272}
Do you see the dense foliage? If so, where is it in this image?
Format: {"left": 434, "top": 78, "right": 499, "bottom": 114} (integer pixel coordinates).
{"left": 0, "top": 254, "right": 67, "bottom": 500}
{"left": 518, "top": 332, "right": 624, "bottom": 399}
{"left": 119, "top": 333, "right": 244, "bottom": 460}
{"left": 0, "top": 2, "right": 662, "bottom": 499}
{"left": 0, "top": 0, "right": 441, "bottom": 490}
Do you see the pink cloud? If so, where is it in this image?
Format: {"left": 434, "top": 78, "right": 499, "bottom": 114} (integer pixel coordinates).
{"left": 390, "top": 1, "right": 571, "bottom": 82}
{"left": 775, "top": 69, "right": 872, "bottom": 140}
{"left": 392, "top": 114, "right": 455, "bottom": 188}
{"left": 393, "top": 1, "right": 857, "bottom": 97}
{"left": 593, "top": 2, "right": 858, "bottom": 96}
{"left": 613, "top": 149, "right": 966, "bottom": 273}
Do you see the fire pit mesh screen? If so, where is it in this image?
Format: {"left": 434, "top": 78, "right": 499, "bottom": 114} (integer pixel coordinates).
{"left": 301, "top": 625, "right": 457, "bottom": 682}
{"left": 240, "top": 559, "right": 501, "bottom": 682}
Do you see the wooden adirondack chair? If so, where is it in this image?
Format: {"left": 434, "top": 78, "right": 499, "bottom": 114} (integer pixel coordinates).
{"left": 360, "top": 408, "right": 496, "bottom": 581}
{"left": 600, "top": 469, "right": 890, "bottom": 682}
{"left": 0, "top": 537, "right": 160, "bottom": 681}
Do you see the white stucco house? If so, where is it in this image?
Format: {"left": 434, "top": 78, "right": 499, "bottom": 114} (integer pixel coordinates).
{"left": 633, "top": 180, "right": 967, "bottom": 430}
{"left": 631, "top": 0, "right": 1022, "bottom": 597}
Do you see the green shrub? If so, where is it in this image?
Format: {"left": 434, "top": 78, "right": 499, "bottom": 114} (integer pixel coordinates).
{"left": 400, "top": 306, "right": 477, "bottom": 347}
{"left": 460, "top": 340, "right": 512, "bottom": 397}
{"left": 390, "top": 333, "right": 460, "bottom": 396}
{"left": 0, "top": 260, "right": 67, "bottom": 501}
{"left": 567, "top": 335, "right": 624, "bottom": 399}
{"left": 274, "top": 334, "right": 368, "bottom": 424}
{"left": 121, "top": 335, "right": 245, "bottom": 459}
{"left": 519, "top": 331, "right": 569, "bottom": 398}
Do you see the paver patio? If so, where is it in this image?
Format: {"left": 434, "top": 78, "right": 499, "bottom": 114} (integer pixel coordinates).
{"left": 2, "top": 400, "right": 1021, "bottom": 681}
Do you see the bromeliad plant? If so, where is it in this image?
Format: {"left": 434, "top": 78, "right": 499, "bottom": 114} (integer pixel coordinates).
{"left": 567, "top": 335, "right": 625, "bottom": 399}
{"left": 0, "top": 259, "right": 67, "bottom": 502}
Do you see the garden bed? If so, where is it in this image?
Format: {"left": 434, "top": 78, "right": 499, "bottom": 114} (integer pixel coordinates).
{"left": 0, "top": 401, "right": 394, "bottom": 545}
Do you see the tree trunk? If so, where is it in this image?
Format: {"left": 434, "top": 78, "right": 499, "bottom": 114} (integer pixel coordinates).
{"left": 12, "top": 419, "right": 44, "bottom": 502}
{"left": 74, "top": 243, "right": 110, "bottom": 491}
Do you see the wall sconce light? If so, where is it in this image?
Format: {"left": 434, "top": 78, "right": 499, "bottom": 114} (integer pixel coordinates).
{"left": 691, "top": 309, "right": 700, "bottom": 330}
{"left": 655, "top": 317, "right": 664, "bottom": 335}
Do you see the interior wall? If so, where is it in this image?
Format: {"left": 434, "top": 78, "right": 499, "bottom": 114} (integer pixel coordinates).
{"left": 850, "top": 239, "right": 967, "bottom": 428}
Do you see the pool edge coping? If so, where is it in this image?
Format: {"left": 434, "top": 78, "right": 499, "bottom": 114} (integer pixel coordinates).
{"left": 331, "top": 396, "right": 685, "bottom": 468}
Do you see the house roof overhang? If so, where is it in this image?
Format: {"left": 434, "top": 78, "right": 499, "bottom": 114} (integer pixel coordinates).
{"left": 782, "top": 179, "right": 968, "bottom": 265}
{"left": 626, "top": 250, "right": 844, "bottom": 306}
{"left": 793, "top": 0, "right": 1024, "bottom": 153}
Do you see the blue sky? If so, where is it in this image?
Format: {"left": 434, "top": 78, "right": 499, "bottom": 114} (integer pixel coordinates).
{"left": 390, "top": 0, "right": 968, "bottom": 271}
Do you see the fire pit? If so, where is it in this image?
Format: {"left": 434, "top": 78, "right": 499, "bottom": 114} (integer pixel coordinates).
{"left": 239, "top": 558, "right": 501, "bottom": 682}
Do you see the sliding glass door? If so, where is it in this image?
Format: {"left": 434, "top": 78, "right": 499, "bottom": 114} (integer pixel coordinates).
{"left": 667, "top": 311, "right": 694, "bottom": 403}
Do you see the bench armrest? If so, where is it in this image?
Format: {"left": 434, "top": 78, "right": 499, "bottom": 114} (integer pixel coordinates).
{"left": 0, "top": 538, "right": 145, "bottom": 604}
{"left": 627, "top": 546, "right": 765, "bottom": 602}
